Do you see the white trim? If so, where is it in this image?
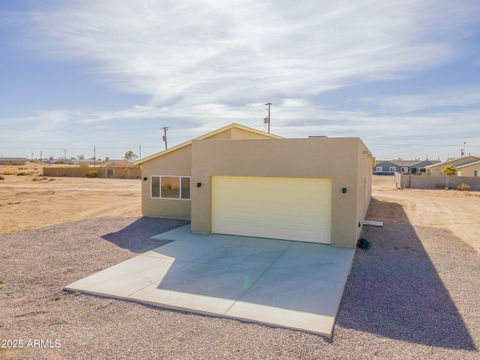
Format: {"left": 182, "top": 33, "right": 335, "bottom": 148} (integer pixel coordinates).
{"left": 375, "top": 166, "right": 382, "bottom": 172}
{"left": 150, "top": 175, "right": 191, "bottom": 200}
{"left": 389, "top": 166, "right": 396, "bottom": 172}
{"left": 401, "top": 167, "right": 409, "bottom": 173}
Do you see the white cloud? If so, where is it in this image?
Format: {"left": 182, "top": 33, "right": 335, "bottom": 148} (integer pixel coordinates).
{"left": 27, "top": 0, "right": 478, "bottom": 106}
{"left": 361, "top": 87, "right": 480, "bottom": 113}
{"left": 2, "top": 0, "right": 479, "bottom": 159}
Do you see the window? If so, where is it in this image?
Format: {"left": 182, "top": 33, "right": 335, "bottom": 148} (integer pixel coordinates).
{"left": 402, "top": 167, "right": 409, "bottom": 173}
{"left": 151, "top": 176, "right": 191, "bottom": 200}
{"left": 151, "top": 176, "right": 160, "bottom": 198}
{"left": 375, "top": 167, "right": 382, "bottom": 172}
{"left": 161, "top": 177, "right": 180, "bottom": 198}
{"left": 389, "top": 167, "right": 396, "bottom": 172}
{"left": 181, "top": 177, "right": 191, "bottom": 199}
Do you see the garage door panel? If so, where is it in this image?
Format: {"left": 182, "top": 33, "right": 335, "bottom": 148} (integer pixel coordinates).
{"left": 211, "top": 176, "right": 331, "bottom": 244}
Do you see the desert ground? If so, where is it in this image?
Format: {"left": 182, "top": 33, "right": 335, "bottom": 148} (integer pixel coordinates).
{"left": 0, "top": 165, "right": 141, "bottom": 235}
{"left": 370, "top": 176, "right": 480, "bottom": 253}
{"left": 0, "top": 172, "right": 479, "bottom": 359}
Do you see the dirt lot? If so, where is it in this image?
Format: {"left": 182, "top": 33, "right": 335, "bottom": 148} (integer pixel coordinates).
{"left": 0, "top": 173, "right": 479, "bottom": 359}
{"left": 0, "top": 165, "right": 141, "bottom": 235}
{"left": 370, "top": 176, "right": 480, "bottom": 253}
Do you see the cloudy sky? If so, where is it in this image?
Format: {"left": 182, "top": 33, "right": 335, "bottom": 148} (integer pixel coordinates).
{"left": 1, "top": 0, "right": 480, "bottom": 160}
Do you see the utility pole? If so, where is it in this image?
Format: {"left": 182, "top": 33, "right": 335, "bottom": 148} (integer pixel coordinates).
{"left": 139, "top": 145, "right": 142, "bottom": 160}
{"left": 163, "top": 127, "right": 169, "bottom": 150}
{"left": 40, "top": 151, "right": 43, "bottom": 165}
{"left": 93, "top": 145, "right": 96, "bottom": 167}
{"left": 64, "top": 149, "right": 67, "bottom": 160}
{"left": 264, "top": 102, "right": 272, "bottom": 133}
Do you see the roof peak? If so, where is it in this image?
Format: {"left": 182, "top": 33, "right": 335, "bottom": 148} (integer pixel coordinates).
{"left": 136, "top": 122, "right": 281, "bottom": 165}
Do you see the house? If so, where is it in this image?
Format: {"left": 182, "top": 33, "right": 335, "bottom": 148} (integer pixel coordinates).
{"left": 136, "top": 123, "right": 374, "bottom": 248}
{"left": 425, "top": 155, "right": 480, "bottom": 176}
{"left": 0, "top": 157, "right": 27, "bottom": 165}
{"left": 374, "top": 159, "right": 439, "bottom": 175}
{"left": 457, "top": 160, "right": 480, "bottom": 177}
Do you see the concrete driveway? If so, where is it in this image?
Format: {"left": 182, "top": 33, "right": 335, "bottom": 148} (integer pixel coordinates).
{"left": 65, "top": 225, "right": 354, "bottom": 337}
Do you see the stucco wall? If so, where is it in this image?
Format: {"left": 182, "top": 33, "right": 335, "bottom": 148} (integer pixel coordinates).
{"left": 190, "top": 137, "right": 372, "bottom": 248}
{"left": 139, "top": 126, "right": 275, "bottom": 219}
{"left": 141, "top": 145, "right": 192, "bottom": 219}
{"left": 42, "top": 166, "right": 140, "bottom": 178}
{"left": 396, "top": 173, "right": 480, "bottom": 190}
{"left": 356, "top": 142, "right": 374, "bottom": 239}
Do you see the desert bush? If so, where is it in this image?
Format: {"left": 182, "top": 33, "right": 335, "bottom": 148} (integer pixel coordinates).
{"left": 457, "top": 183, "right": 471, "bottom": 191}
{"left": 16, "top": 171, "right": 34, "bottom": 176}
{"left": 0, "top": 175, "right": 4, "bottom": 180}
{"left": 442, "top": 165, "right": 458, "bottom": 176}
{"left": 32, "top": 177, "right": 42, "bottom": 181}
{"left": 86, "top": 170, "right": 99, "bottom": 178}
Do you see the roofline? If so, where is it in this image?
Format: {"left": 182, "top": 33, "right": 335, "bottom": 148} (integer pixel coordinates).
{"left": 425, "top": 155, "right": 480, "bottom": 169}
{"left": 136, "top": 123, "right": 282, "bottom": 165}
{"left": 456, "top": 159, "right": 480, "bottom": 169}
{"left": 376, "top": 159, "right": 429, "bottom": 166}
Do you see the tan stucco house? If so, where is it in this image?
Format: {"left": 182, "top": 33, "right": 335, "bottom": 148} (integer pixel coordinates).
{"left": 136, "top": 123, "right": 374, "bottom": 248}
{"left": 425, "top": 155, "right": 480, "bottom": 176}
{"left": 457, "top": 160, "right": 480, "bottom": 177}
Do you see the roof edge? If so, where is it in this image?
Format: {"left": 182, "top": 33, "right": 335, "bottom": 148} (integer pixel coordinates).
{"left": 425, "top": 155, "right": 480, "bottom": 169}
{"left": 136, "top": 123, "right": 281, "bottom": 165}
{"left": 456, "top": 159, "right": 480, "bottom": 169}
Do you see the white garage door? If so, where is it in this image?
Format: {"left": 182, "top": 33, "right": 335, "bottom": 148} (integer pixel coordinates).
{"left": 211, "top": 176, "right": 332, "bottom": 244}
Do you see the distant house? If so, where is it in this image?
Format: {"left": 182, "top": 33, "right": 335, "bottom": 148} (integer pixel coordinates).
{"left": 0, "top": 157, "right": 27, "bottom": 165}
{"left": 454, "top": 159, "right": 480, "bottom": 177}
{"left": 425, "top": 156, "right": 480, "bottom": 176}
{"left": 374, "top": 159, "right": 440, "bottom": 175}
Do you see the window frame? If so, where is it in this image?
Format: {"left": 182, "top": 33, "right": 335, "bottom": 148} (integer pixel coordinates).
{"left": 401, "top": 167, "right": 409, "bottom": 173}
{"left": 375, "top": 166, "right": 383, "bottom": 172}
{"left": 389, "top": 166, "right": 396, "bottom": 173}
{"left": 150, "top": 175, "right": 191, "bottom": 200}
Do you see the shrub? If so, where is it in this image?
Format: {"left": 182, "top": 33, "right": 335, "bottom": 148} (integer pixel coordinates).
{"left": 442, "top": 165, "right": 458, "bottom": 176}
{"left": 457, "top": 183, "right": 471, "bottom": 191}
{"left": 86, "top": 170, "right": 99, "bottom": 178}
{"left": 0, "top": 175, "right": 4, "bottom": 180}
{"left": 16, "top": 171, "right": 34, "bottom": 176}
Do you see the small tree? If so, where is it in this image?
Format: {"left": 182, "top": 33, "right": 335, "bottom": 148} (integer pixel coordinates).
{"left": 442, "top": 165, "right": 458, "bottom": 176}
{"left": 123, "top": 150, "right": 138, "bottom": 162}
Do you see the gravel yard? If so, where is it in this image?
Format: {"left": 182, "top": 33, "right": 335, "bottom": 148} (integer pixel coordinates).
{"left": 1, "top": 211, "right": 479, "bottom": 359}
